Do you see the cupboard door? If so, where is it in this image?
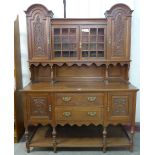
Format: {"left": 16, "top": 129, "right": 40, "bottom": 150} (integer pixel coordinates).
{"left": 25, "top": 4, "right": 53, "bottom": 60}
{"left": 26, "top": 93, "right": 52, "bottom": 123}
{"left": 80, "top": 25, "right": 106, "bottom": 60}
{"left": 52, "top": 25, "right": 79, "bottom": 59}
{"left": 107, "top": 92, "right": 133, "bottom": 123}
{"left": 106, "top": 4, "right": 132, "bottom": 60}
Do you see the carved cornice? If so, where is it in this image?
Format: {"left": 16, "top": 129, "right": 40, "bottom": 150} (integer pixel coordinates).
{"left": 105, "top": 3, "right": 133, "bottom": 17}
{"left": 25, "top": 4, "right": 54, "bottom": 17}
{"left": 56, "top": 122, "right": 103, "bottom": 127}
{"left": 29, "top": 62, "right": 52, "bottom": 67}
{"left": 29, "top": 61, "right": 130, "bottom": 67}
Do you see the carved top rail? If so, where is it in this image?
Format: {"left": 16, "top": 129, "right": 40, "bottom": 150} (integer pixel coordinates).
{"left": 25, "top": 3, "right": 133, "bottom": 62}
{"left": 29, "top": 61, "right": 130, "bottom": 67}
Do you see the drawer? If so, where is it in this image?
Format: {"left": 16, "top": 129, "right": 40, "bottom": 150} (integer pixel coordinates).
{"left": 55, "top": 107, "right": 103, "bottom": 122}
{"left": 55, "top": 93, "right": 104, "bottom": 106}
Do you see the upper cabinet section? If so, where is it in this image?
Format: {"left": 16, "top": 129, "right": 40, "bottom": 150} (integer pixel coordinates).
{"left": 105, "top": 4, "right": 133, "bottom": 60}
{"left": 25, "top": 4, "right": 54, "bottom": 60}
{"left": 25, "top": 3, "right": 132, "bottom": 62}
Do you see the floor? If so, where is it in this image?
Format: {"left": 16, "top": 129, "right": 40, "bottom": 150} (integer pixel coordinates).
{"left": 14, "top": 132, "right": 140, "bottom": 155}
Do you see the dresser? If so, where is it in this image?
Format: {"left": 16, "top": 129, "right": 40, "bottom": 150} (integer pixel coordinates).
{"left": 22, "top": 3, "right": 138, "bottom": 153}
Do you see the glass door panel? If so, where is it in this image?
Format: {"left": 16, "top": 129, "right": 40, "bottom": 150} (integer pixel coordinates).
{"left": 53, "top": 26, "right": 78, "bottom": 59}
{"left": 80, "top": 26, "right": 105, "bottom": 59}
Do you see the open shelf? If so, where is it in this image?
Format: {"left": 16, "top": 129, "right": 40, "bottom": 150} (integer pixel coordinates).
{"left": 29, "top": 125, "right": 130, "bottom": 149}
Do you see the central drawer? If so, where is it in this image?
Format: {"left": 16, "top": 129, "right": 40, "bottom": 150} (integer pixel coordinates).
{"left": 55, "top": 93, "right": 104, "bottom": 106}
{"left": 55, "top": 107, "right": 103, "bottom": 124}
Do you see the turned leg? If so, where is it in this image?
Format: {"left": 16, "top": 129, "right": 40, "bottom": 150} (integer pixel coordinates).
{"left": 103, "top": 126, "right": 107, "bottom": 153}
{"left": 25, "top": 127, "right": 30, "bottom": 153}
{"left": 130, "top": 126, "right": 135, "bottom": 152}
{"left": 52, "top": 126, "right": 57, "bottom": 153}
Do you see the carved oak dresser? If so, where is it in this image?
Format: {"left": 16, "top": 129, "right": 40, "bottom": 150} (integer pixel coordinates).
{"left": 22, "top": 3, "right": 138, "bottom": 153}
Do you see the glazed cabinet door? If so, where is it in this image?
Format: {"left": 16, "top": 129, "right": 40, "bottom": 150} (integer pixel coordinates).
{"left": 25, "top": 4, "right": 53, "bottom": 60}
{"left": 80, "top": 25, "right": 106, "bottom": 60}
{"left": 107, "top": 92, "right": 133, "bottom": 123}
{"left": 52, "top": 25, "right": 79, "bottom": 59}
{"left": 25, "top": 93, "right": 52, "bottom": 124}
{"left": 106, "top": 4, "right": 132, "bottom": 60}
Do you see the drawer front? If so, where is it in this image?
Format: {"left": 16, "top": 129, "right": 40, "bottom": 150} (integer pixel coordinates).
{"left": 55, "top": 93, "right": 104, "bottom": 106}
{"left": 55, "top": 107, "right": 103, "bottom": 125}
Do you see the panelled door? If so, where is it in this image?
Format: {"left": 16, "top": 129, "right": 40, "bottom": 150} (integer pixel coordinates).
{"left": 107, "top": 92, "right": 133, "bottom": 123}
{"left": 26, "top": 93, "right": 52, "bottom": 124}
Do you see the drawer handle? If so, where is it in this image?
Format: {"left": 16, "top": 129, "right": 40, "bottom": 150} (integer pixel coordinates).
{"left": 49, "top": 105, "right": 52, "bottom": 112}
{"left": 87, "top": 112, "right": 96, "bottom": 117}
{"left": 63, "top": 112, "right": 71, "bottom": 117}
{"left": 88, "top": 96, "right": 96, "bottom": 102}
{"left": 62, "top": 96, "right": 71, "bottom": 102}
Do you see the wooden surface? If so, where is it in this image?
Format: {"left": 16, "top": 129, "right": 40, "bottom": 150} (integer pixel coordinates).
{"left": 23, "top": 3, "right": 138, "bottom": 152}
{"left": 22, "top": 79, "right": 138, "bottom": 92}
{"left": 14, "top": 15, "right": 24, "bottom": 143}
{"left": 29, "top": 125, "right": 130, "bottom": 148}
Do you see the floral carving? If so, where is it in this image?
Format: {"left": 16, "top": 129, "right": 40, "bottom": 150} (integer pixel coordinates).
{"left": 31, "top": 98, "right": 48, "bottom": 116}
{"left": 112, "top": 97, "right": 128, "bottom": 116}
{"left": 113, "top": 13, "right": 124, "bottom": 56}
{"left": 33, "top": 15, "right": 45, "bottom": 56}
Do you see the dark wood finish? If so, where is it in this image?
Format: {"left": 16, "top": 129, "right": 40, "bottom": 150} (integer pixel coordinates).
{"left": 14, "top": 15, "right": 24, "bottom": 142}
{"left": 107, "top": 92, "right": 133, "bottom": 123}
{"left": 25, "top": 4, "right": 53, "bottom": 60}
{"left": 105, "top": 4, "right": 133, "bottom": 60}
{"left": 26, "top": 93, "right": 52, "bottom": 124}
{"left": 22, "top": 3, "right": 138, "bottom": 153}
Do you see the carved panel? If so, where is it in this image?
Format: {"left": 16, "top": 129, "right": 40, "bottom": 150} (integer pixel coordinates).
{"left": 107, "top": 92, "right": 133, "bottom": 123}
{"left": 26, "top": 93, "right": 52, "bottom": 124}
{"left": 33, "top": 15, "right": 45, "bottom": 56}
{"left": 25, "top": 4, "right": 53, "bottom": 60}
{"left": 30, "top": 97, "right": 48, "bottom": 116}
{"left": 106, "top": 4, "right": 133, "bottom": 60}
{"left": 111, "top": 97, "right": 129, "bottom": 116}
{"left": 112, "top": 13, "right": 125, "bottom": 57}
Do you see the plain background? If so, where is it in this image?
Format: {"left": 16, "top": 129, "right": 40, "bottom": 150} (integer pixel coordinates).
{"left": 0, "top": 0, "right": 154, "bottom": 154}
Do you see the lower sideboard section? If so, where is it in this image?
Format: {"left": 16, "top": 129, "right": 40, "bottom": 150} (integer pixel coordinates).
{"left": 23, "top": 90, "right": 137, "bottom": 152}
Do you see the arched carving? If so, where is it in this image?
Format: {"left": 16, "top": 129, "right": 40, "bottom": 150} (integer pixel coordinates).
{"left": 105, "top": 3, "right": 133, "bottom": 17}
{"left": 105, "top": 3, "right": 133, "bottom": 60}
{"left": 25, "top": 4, "right": 53, "bottom": 60}
{"left": 25, "top": 4, "right": 53, "bottom": 17}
